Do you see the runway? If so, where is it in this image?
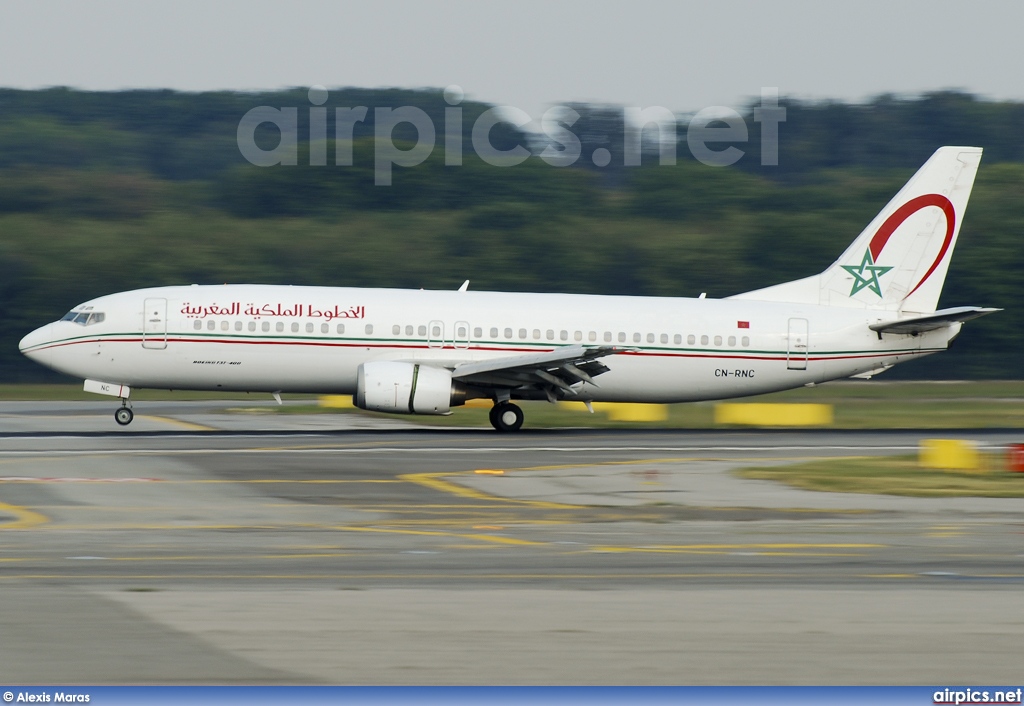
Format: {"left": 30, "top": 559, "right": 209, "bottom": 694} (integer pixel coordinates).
{"left": 1, "top": 401, "right": 1023, "bottom": 684}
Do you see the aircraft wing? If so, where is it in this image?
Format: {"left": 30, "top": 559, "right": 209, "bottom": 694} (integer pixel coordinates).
{"left": 869, "top": 306, "right": 1001, "bottom": 335}
{"left": 451, "top": 344, "right": 628, "bottom": 400}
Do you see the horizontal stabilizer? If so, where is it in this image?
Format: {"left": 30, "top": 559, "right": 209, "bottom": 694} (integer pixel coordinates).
{"left": 869, "top": 306, "right": 1000, "bottom": 335}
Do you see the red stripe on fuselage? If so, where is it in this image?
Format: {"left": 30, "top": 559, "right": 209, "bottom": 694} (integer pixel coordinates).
{"left": 28, "top": 335, "right": 927, "bottom": 363}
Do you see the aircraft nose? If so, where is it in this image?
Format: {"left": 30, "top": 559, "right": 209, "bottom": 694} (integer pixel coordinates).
{"left": 19, "top": 324, "right": 53, "bottom": 363}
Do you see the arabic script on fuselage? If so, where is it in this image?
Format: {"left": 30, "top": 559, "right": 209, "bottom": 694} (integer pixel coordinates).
{"left": 180, "top": 302, "right": 366, "bottom": 320}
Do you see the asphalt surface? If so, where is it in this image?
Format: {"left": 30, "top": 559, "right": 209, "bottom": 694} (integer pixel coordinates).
{"left": 1, "top": 401, "right": 1023, "bottom": 685}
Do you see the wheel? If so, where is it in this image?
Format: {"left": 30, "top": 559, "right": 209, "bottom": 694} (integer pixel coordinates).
{"left": 489, "top": 402, "right": 524, "bottom": 432}
{"left": 114, "top": 407, "right": 134, "bottom": 426}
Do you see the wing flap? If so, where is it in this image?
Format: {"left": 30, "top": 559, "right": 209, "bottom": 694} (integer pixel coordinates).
{"left": 452, "top": 344, "right": 627, "bottom": 396}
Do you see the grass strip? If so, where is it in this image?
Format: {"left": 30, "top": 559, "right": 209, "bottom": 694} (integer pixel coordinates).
{"left": 736, "top": 454, "right": 1024, "bottom": 497}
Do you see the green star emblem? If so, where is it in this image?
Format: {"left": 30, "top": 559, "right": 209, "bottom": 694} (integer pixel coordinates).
{"left": 842, "top": 249, "right": 892, "bottom": 297}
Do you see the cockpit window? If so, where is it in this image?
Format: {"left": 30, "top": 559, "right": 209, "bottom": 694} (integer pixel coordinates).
{"left": 61, "top": 310, "right": 105, "bottom": 326}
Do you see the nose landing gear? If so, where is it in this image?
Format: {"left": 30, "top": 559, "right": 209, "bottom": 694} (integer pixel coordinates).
{"left": 114, "top": 400, "right": 134, "bottom": 426}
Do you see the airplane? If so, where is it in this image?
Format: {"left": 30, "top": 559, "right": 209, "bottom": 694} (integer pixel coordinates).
{"left": 18, "top": 146, "right": 998, "bottom": 432}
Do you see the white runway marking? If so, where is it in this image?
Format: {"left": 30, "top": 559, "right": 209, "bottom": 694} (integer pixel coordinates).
{"left": 0, "top": 444, "right": 952, "bottom": 456}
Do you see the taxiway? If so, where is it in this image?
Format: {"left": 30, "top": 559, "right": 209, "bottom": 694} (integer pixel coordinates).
{"left": 1, "top": 402, "right": 1022, "bottom": 684}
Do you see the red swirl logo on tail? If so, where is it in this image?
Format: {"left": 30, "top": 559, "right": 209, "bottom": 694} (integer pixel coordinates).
{"left": 867, "top": 193, "right": 956, "bottom": 298}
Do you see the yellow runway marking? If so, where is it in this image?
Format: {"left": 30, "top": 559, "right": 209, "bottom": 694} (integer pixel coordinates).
{"left": 592, "top": 548, "right": 868, "bottom": 557}
{"left": 0, "top": 501, "right": 49, "bottom": 529}
{"left": 590, "top": 542, "right": 884, "bottom": 555}
{"left": 626, "top": 543, "right": 882, "bottom": 549}
{"left": 400, "top": 471, "right": 579, "bottom": 509}
{"left": 102, "top": 552, "right": 353, "bottom": 561}
{"left": 190, "top": 479, "right": 400, "bottom": 484}
{"left": 335, "top": 525, "right": 547, "bottom": 546}
{"left": 0, "top": 478, "right": 400, "bottom": 485}
{"left": 510, "top": 456, "right": 841, "bottom": 473}
{"left": 137, "top": 415, "right": 217, "bottom": 432}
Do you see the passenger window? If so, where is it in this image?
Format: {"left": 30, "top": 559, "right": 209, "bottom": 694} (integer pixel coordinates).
{"left": 518, "top": 328, "right": 527, "bottom": 339}
{"left": 660, "top": 334, "right": 668, "bottom": 344}
{"left": 714, "top": 335, "right": 722, "bottom": 346}
{"left": 588, "top": 331, "right": 597, "bottom": 342}
{"left": 687, "top": 334, "right": 696, "bottom": 345}
{"left": 235, "top": 321, "right": 242, "bottom": 331}
{"left": 275, "top": 322, "right": 283, "bottom": 332}
{"left": 533, "top": 329, "right": 541, "bottom": 340}
{"left": 336, "top": 323, "right": 345, "bottom": 334}
{"left": 490, "top": 327, "right": 498, "bottom": 338}
{"left": 193, "top": 320, "right": 202, "bottom": 331}
{"left": 458, "top": 325, "right": 467, "bottom": 337}
{"left": 249, "top": 322, "right": 257, "bottom": 332}
{"left": 392, "top": 325, "right": 401, "bottom": 335}
{"left": 700, "top": 335, "right": 708, "bottom": 345}
{"left": 418, "top": 325, "right": 427, "bottom": 336}
{"left": 291, "top": 322, "right": 299, "bottom": 333}
{"left": 618, "top": 332, "right": 626, "bottom": 343}
{"left": 406, "top": 325, "right": 414, "bottom": 336}
{"left": 560, "top": 330, "right": 568, "bottom": 341}
{"left": 728, "top": 336, "right": 736, "bottom": 346}
{"left": 546, "top": 330, "right": 554, "bottom": 340}
{"left": 504, "top": 328, "right": 513, "bottom": 339}
{"left": 633, "top": 333, "right": 641, "bottom": 343}
{"left": 673, "top": 334, "right": 681, "bottom": 344}
{"left": 742, "top": 336, "right": 750, "bottom": 347}
{"left": 207, "top": 320, "right": 216, "bottom": 331}
{"left": 263, "top": 322, "right": 271, "bottom": 332}
{"left": 432, "top": 325, "right": 441, "bottom": 337}
{"left": 604, "top": 331, "right": 612, "bottom": 342}
{"left": 303, "top": 323, "right": 312, "bottom": 333}
{"left": 474, "top": 327, "right": 482, "bottom": 338}
{"left": 365, "top": 324, "right": 374, "bottom": 335}
{"left": 221, "top": 321, "right": 229, "bottom": 331}
{"left": 574, "top": 331, "right": 582, "bottom": 341}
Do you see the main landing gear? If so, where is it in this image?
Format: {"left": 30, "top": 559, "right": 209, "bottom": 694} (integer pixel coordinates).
{"left": 489, "top": 401, "right": 524, "bottom": 432}
{"left": 114, "top": 399, "right": 134, "bottom": 426}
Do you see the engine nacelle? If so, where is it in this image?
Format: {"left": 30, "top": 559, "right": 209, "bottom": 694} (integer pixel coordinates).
{"left": 354, "top": 361, "right": 462, "bottom": 415}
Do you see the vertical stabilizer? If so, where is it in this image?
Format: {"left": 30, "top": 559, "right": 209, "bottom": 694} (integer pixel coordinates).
{"left": 732, "top": 147, "right": 982, "bottom": 313}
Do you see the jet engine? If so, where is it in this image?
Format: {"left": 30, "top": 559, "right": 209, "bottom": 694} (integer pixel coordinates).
{"left": 354, "top": 361, "right": 469, "bottom": 415}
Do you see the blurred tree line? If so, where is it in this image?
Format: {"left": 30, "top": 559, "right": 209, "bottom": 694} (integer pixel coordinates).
{"left": 0, "top": 87, "right": 1021, "bottom": 381}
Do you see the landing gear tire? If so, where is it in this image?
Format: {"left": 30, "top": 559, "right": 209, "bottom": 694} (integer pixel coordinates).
{"left": 489, "top": 402, "right": 524, "bottom": 432}
{"left": 114, "top": 407, "right": 134, "bottom": 426}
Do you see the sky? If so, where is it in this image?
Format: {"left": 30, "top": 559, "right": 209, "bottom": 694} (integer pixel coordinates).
{"left": 2, "top": 0, "right": 1023, "bottom": 118}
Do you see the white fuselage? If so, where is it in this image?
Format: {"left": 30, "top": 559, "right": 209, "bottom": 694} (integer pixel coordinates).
{"left": 18, "top": 284, "right": 955, "bottom": 402}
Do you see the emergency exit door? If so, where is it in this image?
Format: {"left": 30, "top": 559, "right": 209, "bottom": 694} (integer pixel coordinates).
{"left": 787, "top": 318, "right": 808, "bottom": 370}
